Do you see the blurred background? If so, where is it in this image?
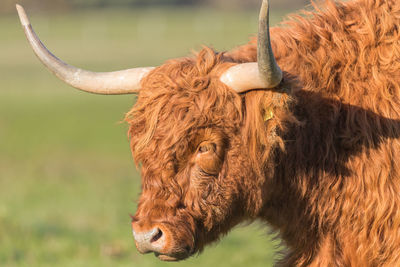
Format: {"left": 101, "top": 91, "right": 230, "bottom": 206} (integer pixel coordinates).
{"left": 0, "top": 0, "right": 310, "bottom": 13}
{"left": 1, "top": 0, "right": 309, "bottom": 266}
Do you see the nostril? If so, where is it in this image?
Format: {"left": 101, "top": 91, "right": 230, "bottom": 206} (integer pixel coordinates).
{"left": 150, "top": 228, "right": 163, "bottom": 243}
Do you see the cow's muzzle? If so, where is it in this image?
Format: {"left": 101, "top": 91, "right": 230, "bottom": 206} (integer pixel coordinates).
{"left": 131, "top": 222, "right": 194, "bottom": 261}
{"left": 132, "top": 227, "right": 164, "bottom": 254}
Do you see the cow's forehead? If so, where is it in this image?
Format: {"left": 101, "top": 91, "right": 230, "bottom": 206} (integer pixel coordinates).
{"left": 126, "top": 48, "right": 244, "bottom": 166}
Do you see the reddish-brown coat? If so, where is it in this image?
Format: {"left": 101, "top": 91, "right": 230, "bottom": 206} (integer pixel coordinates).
{"left": 126, "top": 0, "right": 400, "bottom": 265}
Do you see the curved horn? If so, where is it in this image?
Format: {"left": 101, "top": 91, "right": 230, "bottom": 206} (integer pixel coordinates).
{"left": 257, "top": 0, "right": 282, "bottom": 87}
{"left": 16, "top": 4, "right": 154, "bottom": 95}
{"left": 220, "top": 0, "right": 282, "bottom": 93}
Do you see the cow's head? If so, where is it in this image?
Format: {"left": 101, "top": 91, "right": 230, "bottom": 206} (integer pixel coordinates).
{"left": 17, "top": 0, "right": 285, "bottom": 261}
{"left": 126, "top": 48, "right": 257, "bottom": 260}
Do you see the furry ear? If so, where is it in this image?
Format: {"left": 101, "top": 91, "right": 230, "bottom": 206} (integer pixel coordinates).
{"left": 195, "top": 47, "right": 220, "bottom": 76}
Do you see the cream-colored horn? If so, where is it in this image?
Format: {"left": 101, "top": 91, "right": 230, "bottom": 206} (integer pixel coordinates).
{"left": 220, "top": 0, "right": 282, "bottom": 93}
{"left": 16, "top": 4, "right": 154, "bottom": 95}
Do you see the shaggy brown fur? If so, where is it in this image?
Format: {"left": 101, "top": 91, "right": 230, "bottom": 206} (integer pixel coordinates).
{"left": 126, "top": 0, "right": 400, "bottom": 265}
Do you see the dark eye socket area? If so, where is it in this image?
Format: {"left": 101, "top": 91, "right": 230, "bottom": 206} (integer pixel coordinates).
{"left": 194, "top": 139, "right": 225, "bottom": 176}
{"left": 198, "top": 142, "right": 217, "bottom": 154}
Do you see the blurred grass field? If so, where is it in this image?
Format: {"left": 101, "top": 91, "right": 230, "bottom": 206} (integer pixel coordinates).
{"left": 0, "top": 6, "right": 295, "bottom": 267}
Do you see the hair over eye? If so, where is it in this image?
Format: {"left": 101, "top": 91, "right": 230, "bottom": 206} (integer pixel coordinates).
{"left": 195, "top": 142, "right": 223, "bottom": 176}
{"left": 198, "top": 142, "right": 217, "bottom": 154}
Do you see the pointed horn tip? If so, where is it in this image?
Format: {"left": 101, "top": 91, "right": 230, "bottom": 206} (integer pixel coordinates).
{"left": 16, "top": 4, "right": 30, "bottom": 26}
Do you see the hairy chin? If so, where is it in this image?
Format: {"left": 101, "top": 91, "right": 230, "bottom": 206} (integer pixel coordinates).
{"left": 155, "top": 253, "right": 190, "bottom": 261}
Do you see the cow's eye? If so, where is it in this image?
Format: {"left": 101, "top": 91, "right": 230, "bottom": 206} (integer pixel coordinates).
{"left": 195, "top": 142, "right": 222, "bottom": 176}
{"left": 198, "top": 143, "right": 216, "bottom": 154}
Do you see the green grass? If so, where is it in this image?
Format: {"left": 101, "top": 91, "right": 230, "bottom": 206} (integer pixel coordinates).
{"left": 0, "top": 6, "right": 294, "bottom": 266}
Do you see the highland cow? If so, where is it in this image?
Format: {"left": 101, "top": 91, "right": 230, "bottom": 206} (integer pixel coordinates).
{"left": 17, "top": 0, "right": 400, "bottom": 265}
